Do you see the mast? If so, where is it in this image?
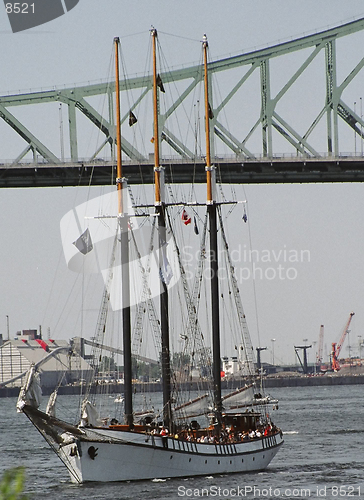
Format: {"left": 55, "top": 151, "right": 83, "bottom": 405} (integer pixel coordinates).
{"left": 151, "top": 28, "right": 172, "bottom": 429}
{"left": 203, "top": 35, "right": 222, "bottom": 416}
{"left": 114, "top": 37, "right": 133, "bottom": 427}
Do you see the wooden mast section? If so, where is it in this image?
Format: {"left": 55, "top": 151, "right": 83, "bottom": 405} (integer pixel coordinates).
{"left": 151, "top": 28, "right": 172, "bottom": 429}
{"left": 203, "top": 34, "right": 222, "bottom": 416}
{"left": 203, "top": 34, "right": 212, "bottom": 203}
{"left": 152, "top": 28, "right": 161, "bottom": 205}
{"left": 114, "top": 37, "right": 133, "bottom": 427}
{"left": 114, "top": 37, "right": 123, "bottom": 215}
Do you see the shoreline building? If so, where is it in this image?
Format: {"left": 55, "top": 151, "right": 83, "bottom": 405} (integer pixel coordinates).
{"left": 0, "top": 332, "right": 92, "bottom": 389}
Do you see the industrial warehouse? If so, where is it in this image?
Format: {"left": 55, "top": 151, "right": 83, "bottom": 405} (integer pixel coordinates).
{"left": 0, "top": 330, "right": 92, "bottom": 390}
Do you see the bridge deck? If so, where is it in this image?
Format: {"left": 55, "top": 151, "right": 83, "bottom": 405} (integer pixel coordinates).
{"left": 1, "top": 157, "right": 364, "bottom": 187}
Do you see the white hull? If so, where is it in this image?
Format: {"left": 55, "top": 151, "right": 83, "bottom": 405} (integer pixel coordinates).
{"left": 58, "top": 427, "right": 284, "bottom": 483}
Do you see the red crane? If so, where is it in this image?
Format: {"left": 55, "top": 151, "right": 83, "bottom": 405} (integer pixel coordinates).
{"left": 331, "top": 312, "right": 355, "bottom": 371}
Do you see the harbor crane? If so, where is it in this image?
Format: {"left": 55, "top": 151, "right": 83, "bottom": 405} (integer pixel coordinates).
{"left": 256, "top": 347, "right": 267, "bottom": 371}
{"left": 294, "top": 345, "right": 312, "bottom": 374}
{"left": 317, "top": 325, "right": 324, "bottom": 366}
{"left": 331, "top": 312, "right": 355, "bottom": 371}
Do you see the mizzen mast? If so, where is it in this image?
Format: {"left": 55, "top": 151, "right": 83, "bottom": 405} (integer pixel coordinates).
{"left": 114, "top": 37, "right": 133, "bottom": 427}
{"left": 203, "top": 34, "right": 222, "bottom": 416}
{"left": 151, "top": 28, "right": 172, "bottom": 429}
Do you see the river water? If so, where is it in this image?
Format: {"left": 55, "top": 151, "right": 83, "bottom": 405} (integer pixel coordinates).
{"left": 1, "top": 384, "right": 363, "bottom": 499}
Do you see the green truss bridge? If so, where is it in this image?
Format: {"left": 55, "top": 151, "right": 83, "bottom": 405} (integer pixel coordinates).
{"left": 1, "top": 17, "right": 364, "bottom": 187}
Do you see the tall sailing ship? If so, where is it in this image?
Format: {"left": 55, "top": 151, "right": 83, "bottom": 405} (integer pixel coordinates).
{"left": 16, "top": 30, "right": 283, "bottom": 483}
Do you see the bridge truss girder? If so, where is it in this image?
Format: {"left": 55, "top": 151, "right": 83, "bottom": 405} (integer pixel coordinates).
{"left": 1, "top": 17, "right": 364, "bottom": 164}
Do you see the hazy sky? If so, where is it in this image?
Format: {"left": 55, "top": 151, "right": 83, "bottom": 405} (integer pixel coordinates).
{"left": 1, "top": 1, "right": 364, "bottom": 365}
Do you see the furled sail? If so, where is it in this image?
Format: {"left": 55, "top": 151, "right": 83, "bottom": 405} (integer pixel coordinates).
{"left": 16, "top": 364, "right": 42, "bottom": 412}
{"left": 173, "top": 394, "right": 210, "bottom": 420}
{"left": 46, "top": 388, "right": 58, "bottom": 417}
{"left": 222, "top": 384, "right": 256, "bottom": 412}
{"left": 222, "top": 384, "right": 278, "bottom": 413}
{"left": 80, "top": 401, "right": 103, "bottom": 427}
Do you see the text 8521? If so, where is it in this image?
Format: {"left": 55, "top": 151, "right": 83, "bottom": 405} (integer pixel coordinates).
{"left": 5, "top": 3, "right": 35, "bottom": 14}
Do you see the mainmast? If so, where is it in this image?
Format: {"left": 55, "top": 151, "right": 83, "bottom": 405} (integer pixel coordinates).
{"left": 203, "top": 35, "right": 222, "bottom": 416}
{"left": 151, "top": 28, "right": 172, "bottom": 429}
{"left": 114, "top": 37, "right": 133, "bottom": 427}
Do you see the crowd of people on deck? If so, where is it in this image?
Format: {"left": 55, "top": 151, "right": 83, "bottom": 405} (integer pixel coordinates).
{"left": 151, "top": 422, "right": 277, "bottom": 444}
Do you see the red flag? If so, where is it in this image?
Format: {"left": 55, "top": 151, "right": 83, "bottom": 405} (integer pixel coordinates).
{"left": 181, "top": 209, "right": 191, "bottom": 225}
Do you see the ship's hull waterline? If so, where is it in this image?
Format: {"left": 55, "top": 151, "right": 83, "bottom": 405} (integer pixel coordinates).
{"left": 58, "top": 427, "right": 284, "bottom": 483}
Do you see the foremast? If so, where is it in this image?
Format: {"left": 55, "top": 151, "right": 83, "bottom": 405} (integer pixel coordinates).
{"left": 114, "top": 37, "right": 133, "bottom": 428}
{"left": 151, "top": 28, "right": 172, "bottom": 429}
{"left": 203, "top": 35, "right": 222, "bottom": 417}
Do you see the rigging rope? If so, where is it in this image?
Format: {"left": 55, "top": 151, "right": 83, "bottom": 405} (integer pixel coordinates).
{"left": 216, "top": 205, "right": 256, "bottom": 376}
{"left": 83, "top": 228, "right": 118, "bottom": 404}
{"left": 165, "top": 204, "right": 214, "bottom": 410}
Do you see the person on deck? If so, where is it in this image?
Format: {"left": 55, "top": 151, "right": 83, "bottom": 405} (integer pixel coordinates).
{"left": 160, "top": 426, "right": 169, "bottom": 448}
